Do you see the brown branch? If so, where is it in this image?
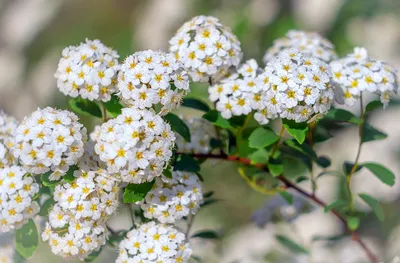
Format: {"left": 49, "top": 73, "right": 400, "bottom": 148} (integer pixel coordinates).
{"left": 176, "top": 152, "right": 378, "bottom": 263}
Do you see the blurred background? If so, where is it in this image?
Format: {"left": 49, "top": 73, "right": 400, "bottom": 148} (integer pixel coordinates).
{"left": 1, "top": 0, "right": 400, "bottom": 262}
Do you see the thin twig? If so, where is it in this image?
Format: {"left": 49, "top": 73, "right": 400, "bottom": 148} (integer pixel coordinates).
{"left": 176, "top": 152, "right": 378, "bottom": 263}
{"left": 186, "top": 214, "right": 195, "bottom": 238}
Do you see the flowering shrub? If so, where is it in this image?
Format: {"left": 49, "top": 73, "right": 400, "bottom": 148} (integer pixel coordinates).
{"left": 0, "top": 14, "right": 398, "bottom": 263}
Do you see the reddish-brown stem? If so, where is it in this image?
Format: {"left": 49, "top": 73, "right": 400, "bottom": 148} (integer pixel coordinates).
{"left": 176, "top": 152, "right": 378, "bottom": 263}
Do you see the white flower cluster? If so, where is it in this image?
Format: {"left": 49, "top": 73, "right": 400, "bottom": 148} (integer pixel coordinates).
{"left": 176, "top": 116, "right": 217, "bottom": 154}
{"left": 257, "top": 49, "right": 334, "bottom": 123}
{"left": 42, "top": 169, "right": 119, "bottom": 259}
{"left": 169, "top": 15, "right": 242, "bottom": 82}
{"left": 95, "top": 108, "right": 175, "bottom": 183}
{"left": 330, "top": 47, "right": 399, "bottom": 106}
{"left": 0, "top": 111, "right": 18, "bottom": 168}
{"left": 13, "top": 107, "right": 87, "bottom": 181}
{"left": 139, "top": 171, "right": 204, "bottom": 224}
{"left": 0, "top": 244, "right": 14, "bottom": 263}
{"left": 117, "top": 50, "right": 190, "bottom": 114}
{"left": 55, "top": 39, "right": 120, "bottom": 102}
{"left": 0, "top": 166, "right": 39, "bottom": 232}
{"left": 210, "top": 59, "right": 267, "bottom": 120}
{"left": 117, "top": 221, "right": 192, "bottom": 263}
{"left": 263, "top": 30, "right": 337, "bottom": 64}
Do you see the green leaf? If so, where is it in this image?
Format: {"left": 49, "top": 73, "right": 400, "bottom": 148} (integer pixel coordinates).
{"left": 201, "top": 198, "right": 218, "bottom": 208}
{"left": 39, "top": 197, "right": 55, "bottom": 216}
{"left": 365, "top": 100, "right": 383, "bottom": 113}
{"left": 182, "top": 98, "right": 210, "bottom": 112}
{"left": 279, "top": 191, "right": 293, "bottom": 204}
{"left": 107, "top": 231, "right": 128, "bottom": 247}
{"left": 14, "top": 251, "right": 25, "bottom": 263}
{"left": 191, "top": 230, "right": 219, "bottom": 239}
{"left": 316, "top": 156, "right": 331, "bottom": 168}
{"left": 63, "top": 165, "right": 78, "bottom": 182}
{"left": 229, "top": 115, "right": 247, "bottom": 128}
{"left": 248, "top": 127, "right": 280, "bottom": 149}
{"left": 359, "top": 193, "right": 385, "bottom": 221}
{"left": 361, "top": 123, "right": 387, "bottom": 144}
{"left": 275, "top": 235, "right": 309, "bottom": 254}
{"left": 164, "top": 113, "right": 191, "bottom": 142}
{"left": 324, "top": 108, "right": 362, "bottom": 124}
{"left": 69, "top": 98, "right": 102, "bottom": 118}
{"left": 284, "top": 139, "right": 317, "bottom": 159}
{"left": 268, "top": 162, "right": 284, "bottom": 177}
{"left": 282, "top": 119, "right": 308, "bottom": 144}
{"left": 85, "top": 247, "right": 102, "bottom": 262}
{"left": 324, "top": 199, "right": 347, "bottom": 213}
{"left": 123, "top": 181, "right": 155, "bottom": 203}
{"left": 250, "top": 148, "right": 269, "bottom": 164}
{"left": 346, "top": 216, "right": 360, "bottom": 231}
{"left": 343, "top": 161, "right": 362, "bottom": 176}
{"left": 203, "top": 191, "right": 214, "bottom": 198}
{"left": 16, "top": 219, "right": 38, "bottom": 259}
{"left": 40, "top": 172, "right": 60, "bottom": 187}
{"left": 163, "top": 165, "right": 173, "bottom": 179}
{"left": 362, "top": 162, "right": 395, "bottom": 186}
{"left": 102, "top": 95, "right": 123, "bottom": 117}
{"left": 174, "top": 154, "right": 200, "bottom": 173}
{"left": 202, "top": 110, "right": 232, "bottom": 129}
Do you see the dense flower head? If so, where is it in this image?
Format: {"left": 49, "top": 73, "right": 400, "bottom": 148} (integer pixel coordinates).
{"left": 55, "top": 39, "right": 120, "bottom": 102}
{"left": 175, "top": 116, "right": 217, "bottom": 154}
{"left": 0, "top": 111, "right": 19, "bottom": 168}
{"left": 116, "top": 221, "right": 192, "bottom": 263}
{"left": 139, "top": 171, "right": 204, "bottom": 223}
{"left": 13, "top": 107, "right": 87, "bottom": 180}
{"left": 117, "top": 50, "right": 190, "bottom": 114}
{"left": 94, "top": 108, "right": 175, "bottom": 183}
{"left": 263, "top": 30, "right": 337, "bottom": 64}
{"left": 0, "top": 244, "right": 13, "bottom": 263}
{"left": 53, "top": 169, "right": 119, "bottom": 224}
{"left": 330, "top": 47, "right": 399, "bottom": 107}
{"left": 0, "top": 166, "right": 39, "bottom": 232}
{"left": 42, "top": 217, "right": 107, "bottom": 260}
{"left": 169, "top": 15, "right": 242, "bottom": 83}
{"left": 256, "top": 49, "right": 334, "bottom": 123}
{"left": 209, "top": 59, "right": 269, "bottom": 121}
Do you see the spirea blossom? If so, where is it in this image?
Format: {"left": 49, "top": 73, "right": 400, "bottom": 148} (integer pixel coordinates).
{"left": 169, "top": 15, "right": 242, "bottom": 83}
{"left": 0, "top": 166, "right": 39, "bottom": 232}
{"left": 330, "top": 47, "right": 399, "bottom": 107}
{"left": 0, "top": 244, "right": 14, "bottom": 263}
{"left": 94, "top": 108, "right": 175, "bottom": 183}
{"left": 55, "top": 39, "right": 120, "bottom": 102}
{"left": 175, "top": 116, "right": 217, "bottom": 154}
{"left": 209, "top": 59, "right": 270, "bottom": 120}
{"left": 263, "top": 30, "right": 337, "bottom": 64}
{"left": 116, "top": 222, "right": 192, "bottom": 263}
{"left": 256, "top": 49, "right": 334, "bottom": 123}
{"left": 117, "top": 50, "right": 190, "bottom": 114}
{"left": 0, "top": 111, "right": 19, "bottom": 168}
{"left": 42, "top": 216, "right": 107, "bottom": 260}
{"left": 13, "top": 107, "right": 87, "bottom": 181}
{"left": 53, "top": 169, "right": 119, "bottom": 223}
{"left": 139, "top": 171, "right": 204, "bottom": 223}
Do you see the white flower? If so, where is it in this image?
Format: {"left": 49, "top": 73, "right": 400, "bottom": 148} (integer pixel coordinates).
{"left": 169, "top": 15, "right": 242, "bottom": 83}
{"left": 0, "top": 244, "right": 14, "bottom": 263}
{"left": 0, "top": 111, "right": 18, "bottom": 168}
{"left": 139, "top": 171, "right": 204, "bottom": 223}
{"left": 117, "top": 50, "right": 190, "bottom": 114}
{"left": 95, "top": 108, "right": 175, "bottom": 183}
{"left": 330, "top": 47, "right": 399, "bottom": 107}
{"left": 175, "top": 116, "right": 217, "bottom": 154}
{"left": 256, "top": 49, "right": 334, "bottom": 123}
{"left": 0, "top": 166, "right": 39, "bottom": 233}
{"left": 116, "top": 222, "right": 192, "bottom": 263}
{"left": 55, "top": 39, "right": 120, "bottom": 102}
{"left": 13, "top": 107, "right": 87, "bottom": 180}
{"left": 263, "top": 30, "right": 337, "bottom": 64}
